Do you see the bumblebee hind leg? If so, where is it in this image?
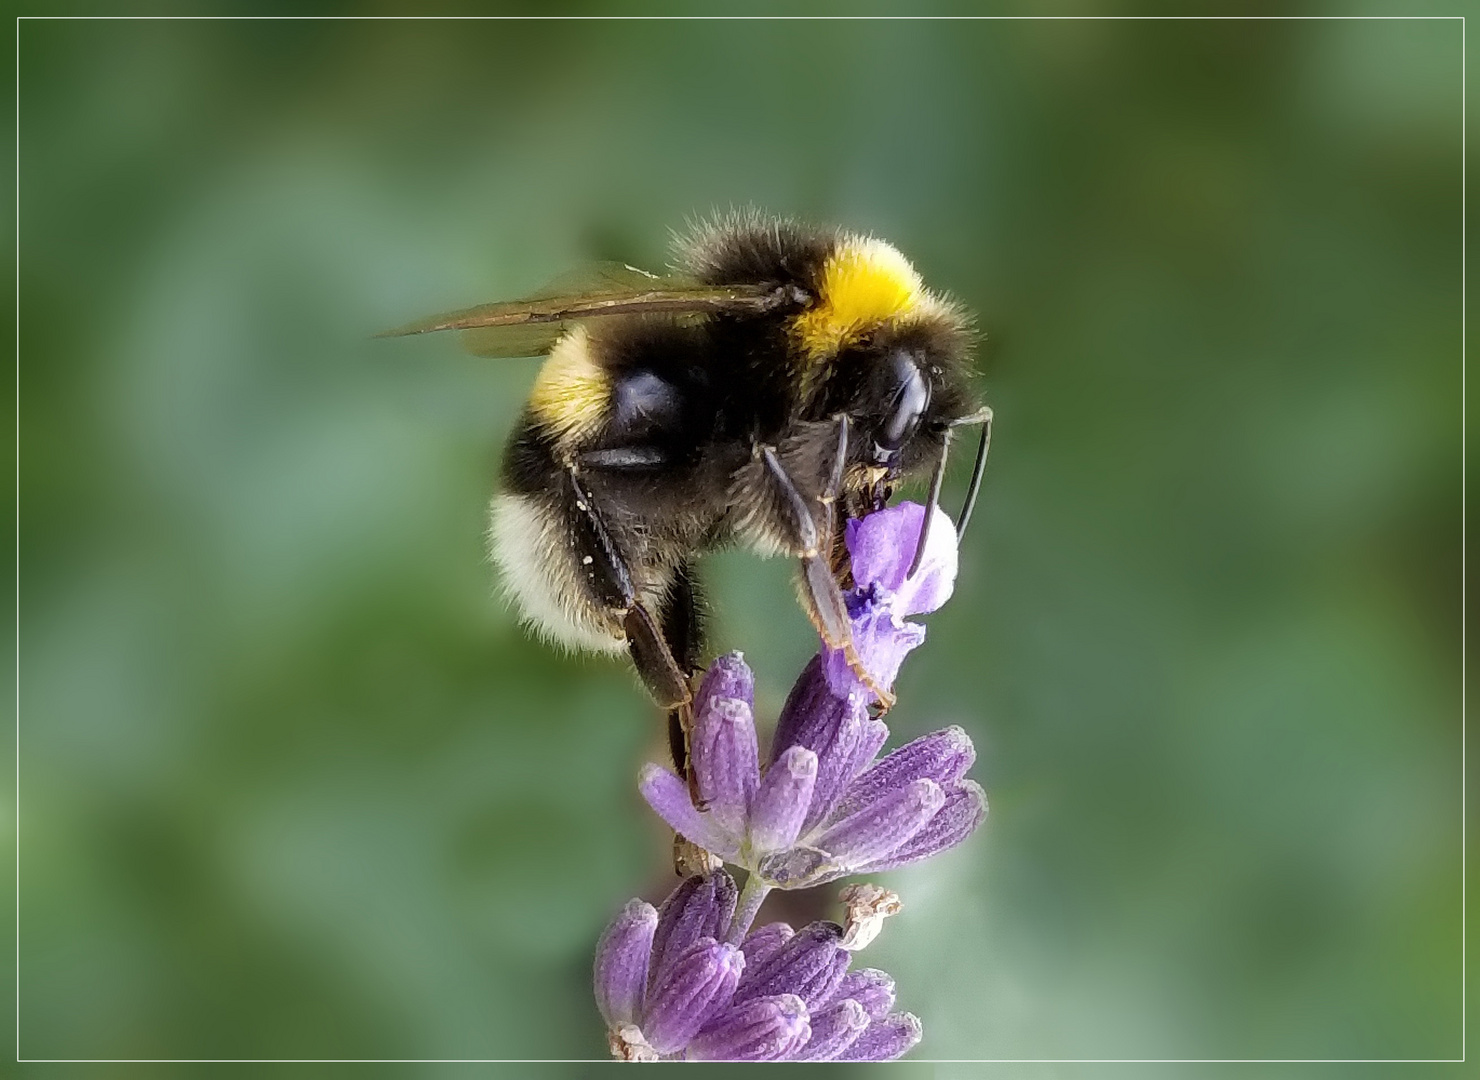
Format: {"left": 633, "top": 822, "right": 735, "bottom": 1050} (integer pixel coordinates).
{"left": 565, "top": 468, "right": 693, "bottom": 711}
{"left": 659, "top": 561, "right": 704, "bottom": 776}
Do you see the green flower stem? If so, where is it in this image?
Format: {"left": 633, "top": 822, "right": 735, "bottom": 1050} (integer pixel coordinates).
{"left": 727, "top": 873, "right": 772, "bottom": 945}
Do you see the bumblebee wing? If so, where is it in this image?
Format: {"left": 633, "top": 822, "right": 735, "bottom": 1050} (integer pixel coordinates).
{"left": 519, "top": 261, "right": 669, "bottom": 299}
{"left": 463, "top": 263, "right": 671, "bottom": 358}
{"left": 377, "top": 262, "right": 783, "bottom": 358}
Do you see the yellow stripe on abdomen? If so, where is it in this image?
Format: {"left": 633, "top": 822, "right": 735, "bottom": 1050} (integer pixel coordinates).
{"left": 528, "top": 325, "right": 610, "bottom": 445}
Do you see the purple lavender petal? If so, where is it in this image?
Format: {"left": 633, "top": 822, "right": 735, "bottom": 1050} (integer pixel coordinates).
{"left": 641, "top": 938, "right": 745, "bottom": 1055}
{"left": 693, "top": 651, "right": 754, "bottom": 718}
{"left": 824, "top": 968, "right": 896, "bottom": 1021}
{"left": 747, "top": 746, "right": 817, "bottom": 854}
{"left": 821, "top": 601, "right": 927, "bottom": 702}
{"left": 687, "top": 994, "right": 811, "bottom": 1062}
{"left": 812, "top": 778, "right": 945, "bottom": 869}
{"left": 639, "top": 764, "right": 741, "bottom": 862}
{"left": 691, "top": 697, "right": 760, "bottom": 836}
{"left": 846, "top": 501, "right": 958, "bottom": 615}
{"left": 795, "top": 998, "right": 869, "bottom": 1061}
{"left": 834, "top": 725, "right": 976, "bottom": 820}
{"left": 741, "top": 922, "right": 794, "bottom": 968}
{"left": 593, "top": 898, "right": 657, "bottom": 1027}
{"left": 732, "top": 921, "right": 845, "bottom": 1007}
{"left": 648, "top": 872, "right": 738, "bottom": 997}
{"left": 835, "top": 1011, "right": 923, "bottom": 1062}
{"left": 852, "top": 779, "right": 987, "bottom": 874}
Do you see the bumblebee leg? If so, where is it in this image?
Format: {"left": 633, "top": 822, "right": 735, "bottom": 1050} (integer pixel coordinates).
{"left": 566, "top": 468, "right": 692, "bottom": 711}
{"left": 819, "top": 415, "right": 850, "bottom": 575}
{"left": 759, "top": 442, "right": 896, "bottom": 711}
{"left": 906, "top": 428, "right": 952, "bottom": 580}
{"left": 659, "top": 561, "right": 704, "bottom": 777}
{"left": 951, "top": 405, "right": 994, "bottom": 539}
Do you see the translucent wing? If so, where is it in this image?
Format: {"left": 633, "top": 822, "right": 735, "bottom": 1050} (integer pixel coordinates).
{"left": 377, "top": 261, "right": 791, "bottom": 359}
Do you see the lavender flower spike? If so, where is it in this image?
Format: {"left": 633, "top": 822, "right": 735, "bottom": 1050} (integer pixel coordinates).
{"left": 594, "top": 870, "right": 922, "bottom": 1061}
{"left": 639, "top": 502, "right": 987, "bottom": 890}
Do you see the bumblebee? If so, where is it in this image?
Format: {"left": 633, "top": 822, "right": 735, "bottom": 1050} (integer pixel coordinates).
{"left": 384, "top": 212, "right": 990, "bottom": 748}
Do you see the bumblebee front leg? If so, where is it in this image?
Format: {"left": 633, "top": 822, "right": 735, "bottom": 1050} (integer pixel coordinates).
{"left": 758, "top": 428, "right": 897, "bottom": 711}
{"left": 565, "top": 468, "right": 692, "bottom": 711}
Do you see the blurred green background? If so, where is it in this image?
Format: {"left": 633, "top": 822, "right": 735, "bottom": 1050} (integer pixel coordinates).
{"left": 8, "top": 9, "right": 1466, "bottom": 1070}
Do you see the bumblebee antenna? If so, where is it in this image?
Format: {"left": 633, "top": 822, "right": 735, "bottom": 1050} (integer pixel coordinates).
{"left": 906, "top": 429, "right": 951, "bottom": 580}
{"left": 954, "top": 407, "right": 993, "bottom": 540}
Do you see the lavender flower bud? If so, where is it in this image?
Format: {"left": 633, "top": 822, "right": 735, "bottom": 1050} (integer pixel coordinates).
{"left": 642, "top": 938, "right": 745, "bottom": 1055}
{"left": 826, "top": 968, "right": 896, "bottom": 1020}
{"left": 687, "top": 994, "right": 811, "bottom": 1062}
{"left": 593, "top": 898, "right": 657, "bottom": 1027}
{"left": 647, "top": 872, "right": 737, "bottom": 996}
{"left": 811, "top": 777, "right": 945, "bottom": 869}
{"left": 770, "top": 659, "right": 890, "bottom": 834}
{"left": 836, "top": 1011, "right": 924, "bottom": 1062}
{"left": 690, "top": 675, "right": 760, "bottom": 836}
{"left": 692, "top": 650, "right": 754, "bottom": 718}
{"left": 747, "top": 746, "right": 817, "bottom": 854}
{"left": 732, "top": 921, "right": 848, "bottom": 1009}
{"left": 639, "top": 763, "right": 742, "bottom": 863}
{"left": 740, "top": 922, "right": 794, "bottom": 967}
{"left": 795, "top": 998, "right": 870, "bottom": 1061}
{"left": 834, "top": 725, "right": 976, "bottom": 820}
{"left": 593, "top": 875, "right": 925, "bottom": 1062}
{"left": 852, "top": 779, "right": 988, "bottom": 875}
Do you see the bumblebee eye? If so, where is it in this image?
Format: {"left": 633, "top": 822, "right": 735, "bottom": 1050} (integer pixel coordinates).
{"left": 874, "top": 352, "right": 931, "bottom": 460}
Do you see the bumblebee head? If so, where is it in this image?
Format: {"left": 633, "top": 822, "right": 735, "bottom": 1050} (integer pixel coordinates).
{"left": 844, "top": 316, "right": 979, "bottom": 483}
{"left": 792, "top": 234, "right": 979, "bottom": 479}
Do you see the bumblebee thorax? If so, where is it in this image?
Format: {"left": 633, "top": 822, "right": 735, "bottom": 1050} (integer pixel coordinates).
{"left": 792, "top": 237, "right": 927, "bottom": 359}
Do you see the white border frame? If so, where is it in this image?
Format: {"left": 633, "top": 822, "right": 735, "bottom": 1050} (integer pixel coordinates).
{"left": 9, "top": 12, "right": 1468, "bottom": 1067}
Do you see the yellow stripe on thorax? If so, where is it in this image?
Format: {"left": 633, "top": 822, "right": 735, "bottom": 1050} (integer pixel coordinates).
{"left": 791, "top": 236, "right": 926, "bottom": 359}
{"left": 528, "top": 325, "right": 610, "bottom": 445}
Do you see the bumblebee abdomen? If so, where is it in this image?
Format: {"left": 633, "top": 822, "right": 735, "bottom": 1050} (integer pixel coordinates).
{"left": 488, "top": 491, "right": 629, "bottom": 655}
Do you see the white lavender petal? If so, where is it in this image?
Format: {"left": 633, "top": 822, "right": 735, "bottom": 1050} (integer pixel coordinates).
{"left": 846, "top": 501, "right": 958, "bottom": 613}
